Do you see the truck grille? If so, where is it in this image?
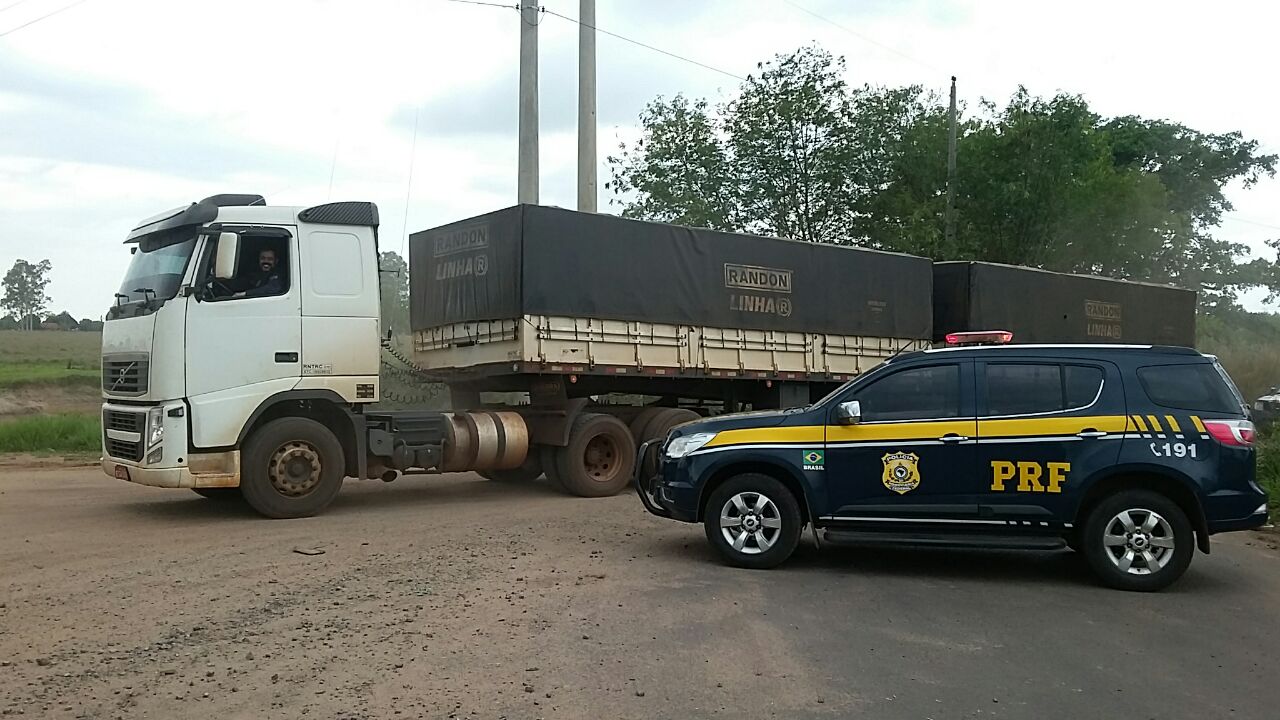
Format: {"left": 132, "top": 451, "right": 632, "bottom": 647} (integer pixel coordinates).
{"left": 103, "top": 409, "right": 145, "bottom": 462}
{"left": 102, "top": 355, "right": 149, "bottom": 396}
{"left": 103, "top": 409, "right": 144, "bottom": 433}
{"left": 105, "top": 437, "right": 144, "bottom": 462}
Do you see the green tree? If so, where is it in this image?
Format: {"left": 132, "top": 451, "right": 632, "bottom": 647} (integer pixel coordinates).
{"left": 2, "top": 259, "right": 53, "bottom": 331}
{"left": 606, "top": 94, "right": 738, "bottom": 231}
{"left": 378, "top": 251, "right": 410, "bottom": 336}
{"left": 609, "top": 45, "right": 1278, "bottom": 307}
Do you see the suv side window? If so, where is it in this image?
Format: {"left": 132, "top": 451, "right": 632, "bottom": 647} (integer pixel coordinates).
{"left": 856, "top": 364, "right": 961, "bottom": 422}
{"left": 1138, "top": 363, "right": 1239, "bottom": 414}
{"left": 984, "top": 363, "right": 1105, "bottom": 416}
{"left": 986, "top": 364, "right": 1061, "bottom": 415}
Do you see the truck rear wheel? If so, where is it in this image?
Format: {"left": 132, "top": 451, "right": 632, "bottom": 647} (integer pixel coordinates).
{"left": 554, "top": 413, "right": 636, "bottom": 497}
{"left": 240, "top": 417, "right": 346, "bottom": 519}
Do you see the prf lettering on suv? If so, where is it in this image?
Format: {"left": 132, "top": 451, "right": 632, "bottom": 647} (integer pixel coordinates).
{"left": 635, "top": 332, "right": 1268, "bottom": 592}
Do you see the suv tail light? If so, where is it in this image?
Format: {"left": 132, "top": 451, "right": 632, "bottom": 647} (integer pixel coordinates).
{"left": 1203, "top": 419, "right": 1256, "bottom": 447}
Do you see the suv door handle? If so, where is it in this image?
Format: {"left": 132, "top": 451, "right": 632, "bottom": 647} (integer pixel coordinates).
{"left": 1077, "top": 429, "right": 1107, "bottom": 438}
{"left": 939, "top": 434, "right": 969, "bottom": 443}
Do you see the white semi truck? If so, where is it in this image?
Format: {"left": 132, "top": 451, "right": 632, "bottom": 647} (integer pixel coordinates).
{"left": 100, "top": 194, "right": 933, "bottom": 518}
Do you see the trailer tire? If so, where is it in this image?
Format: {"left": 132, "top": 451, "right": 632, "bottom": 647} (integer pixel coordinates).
{"left": 240, "top": 417, "right": 346, "bottom": 519}
{"left": 640, "top": 408, "right": 700, "bottom": 442}
{"left": 540, "top": 445, "right": 565, "bottom": 489}
{"left": 628, "top": 407, "right": 667, "bottom": 442}
{"left": 554, "top": 413, "right": 636, "bottom": 498}
{"left": 191, "top": 488, "right": 241, "bottom": 501}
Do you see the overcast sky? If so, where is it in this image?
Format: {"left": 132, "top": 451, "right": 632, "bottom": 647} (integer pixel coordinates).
{"left": 0, "top": 0, "right": 1276, "bottom": 320}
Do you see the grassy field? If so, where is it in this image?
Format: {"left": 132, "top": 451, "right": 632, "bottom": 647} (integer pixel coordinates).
{"left": 0, "top": 330, "right": 101, "bottom": 364}
{"left": 0, "top": 330, "right": 101, "bottom": 389}
{"left": 0, "top": 361, "right": 98, "bottom": 388}
{"left": 0, "top": 413, "right": 99, "bottom": 454}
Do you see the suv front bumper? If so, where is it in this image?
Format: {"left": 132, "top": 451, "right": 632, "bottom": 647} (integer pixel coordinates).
{"left": 634, "top": 439, "right": 698, "bottom": 523}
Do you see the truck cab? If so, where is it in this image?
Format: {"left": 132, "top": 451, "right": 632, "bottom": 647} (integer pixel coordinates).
{"left": 101, "top": 195, "right": 382, "bottom": 507}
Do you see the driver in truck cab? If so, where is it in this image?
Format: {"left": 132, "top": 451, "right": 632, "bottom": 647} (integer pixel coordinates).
{"left": 237, "top": 248, "right": 284, "bottom": 298}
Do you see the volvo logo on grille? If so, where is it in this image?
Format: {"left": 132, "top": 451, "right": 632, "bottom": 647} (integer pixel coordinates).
{"left": 109, "top": 361, "right": 136, "bottom": 392}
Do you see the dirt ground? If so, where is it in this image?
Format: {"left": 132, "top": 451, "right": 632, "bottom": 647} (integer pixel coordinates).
{"left": 2, "top": 467, "right": 1279, "bottom": 720}
{"left": 0, "top": 385, "right": 100, "bottom": 420}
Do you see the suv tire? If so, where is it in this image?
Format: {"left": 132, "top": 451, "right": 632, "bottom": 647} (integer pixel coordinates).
{"left": 1082, "top": 489, "right": 1194, "bottom": 592}
{"left": 704, "top": 473, "right": 803, "bottom": 569}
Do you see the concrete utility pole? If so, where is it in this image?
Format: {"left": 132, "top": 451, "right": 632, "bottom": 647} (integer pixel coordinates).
{"left": 577, "top": 0, "right": 597, "bottom": 212}
{"left": 518, "top": 0, "right": 540, "bottom": 205}
{"left": 944, "top": 75, "right": 958, "bottom": 247}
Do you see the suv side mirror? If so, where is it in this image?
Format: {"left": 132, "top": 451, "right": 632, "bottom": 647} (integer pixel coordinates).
{"left": 833, "top": 400, "right": 862, "bottom": 425}
{"left": 213, "top": 232, "right": 241, "bottom": 280}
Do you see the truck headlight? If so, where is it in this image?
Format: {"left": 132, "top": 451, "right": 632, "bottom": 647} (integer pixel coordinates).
{"left": 665, "top": 432, "right": 717, "bottom": 459}
{"left": 146, "top": 406, "right": 164, "bottom": 449}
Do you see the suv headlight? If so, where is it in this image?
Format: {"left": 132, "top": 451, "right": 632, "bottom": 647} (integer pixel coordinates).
{"left": 665, "top": 432, "right": 717, "bottom": 459}
{"left": 146, "top": 406, "right": 164, "bottom": 448}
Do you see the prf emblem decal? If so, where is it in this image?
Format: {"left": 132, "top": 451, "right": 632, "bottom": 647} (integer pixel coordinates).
{"left": 882, "top": 451, "right": 920, "bottom": 495}
{"left": 802, "top": 450, "right": 824, "bottom": 471}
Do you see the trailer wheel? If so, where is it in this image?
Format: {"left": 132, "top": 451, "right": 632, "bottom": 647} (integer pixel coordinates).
{"left": 481, "top": 451, "right": 543, "bottom": 483}
{"left": 191, "top": 488, "right": 241, "bottom": 501}
{"left": 240, "top": 417, "right": 346, "bottom": 519}
{"left": 554, "top": 413, "right": 636, "bottom": 497}
{"left": 628, "top": 407, "right": 667, "bottom": 442}
{"left": 639, "top": 408, "right": 701, "bottom": 442}
{"left": 540, "top": 445, "right": 565, "bottom": 489}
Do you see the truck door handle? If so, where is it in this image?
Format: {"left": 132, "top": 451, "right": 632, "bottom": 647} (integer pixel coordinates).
{"left": 1077, "top": 429, "right": 1107, "bottom": 438}
{"left": 939, "top": 434, "right": 969, "bottom": 444}
{"left": 275, "top": 352, "right": 299, "bottom": 363}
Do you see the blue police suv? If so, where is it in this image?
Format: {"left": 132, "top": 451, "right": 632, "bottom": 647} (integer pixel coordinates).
{"left": 636, "top": 334, "right": 1268, "bottom": 591}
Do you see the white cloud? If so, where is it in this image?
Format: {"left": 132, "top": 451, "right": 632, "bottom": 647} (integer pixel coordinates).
{"left": 0, "top": 0, "right": 1275, "bottom": 319}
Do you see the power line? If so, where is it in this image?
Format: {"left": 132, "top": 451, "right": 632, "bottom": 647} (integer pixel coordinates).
{"left": 0, "top": 0, "right": 91, "bottom": 38}
{"left": 781, "top": 0, "right": 947, "bottom": 77}
{"left": 441, "top": 0, "right": 517, "bottom": 9}
{"left": 0, "top": 0, "right": 36, "bottom": 14}
{"left": 541, "top": 8, "right": 745, "bottom": 81}
{"left": 441, "top": 0, "right": 744, "bottom": 81}
{"left": 1224, "top": 215, "right": 1280, "bottom": 232}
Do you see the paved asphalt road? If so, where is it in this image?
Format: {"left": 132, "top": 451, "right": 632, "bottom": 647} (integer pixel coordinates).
{"left": 1, "top": 466, "right": 1277, "bottom": 719}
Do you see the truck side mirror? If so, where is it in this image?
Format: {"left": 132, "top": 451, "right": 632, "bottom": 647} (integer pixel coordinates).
{"left": 833, "top": 400, "right": 862, "bottom": 425}
{"left": 213, "top": 232, "right": 241, "bottom": 280}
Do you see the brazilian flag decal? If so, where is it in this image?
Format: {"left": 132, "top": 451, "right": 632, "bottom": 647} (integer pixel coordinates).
{"left": 802, "top": 449, "right": 825, "bottom": 471}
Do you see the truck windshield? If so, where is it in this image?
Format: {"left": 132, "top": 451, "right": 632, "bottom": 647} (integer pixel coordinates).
{"left": 115, "top": 235, "right": 197, "bottom": 307}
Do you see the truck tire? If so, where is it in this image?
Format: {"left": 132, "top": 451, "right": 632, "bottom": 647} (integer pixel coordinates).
{"left": 540, "top": 445, "right": 565, "bottom": 489}
{"left": 703, "top": 473, "right": 802, "bottom": 570}
{"left": 191, "top": 488, "right": 241, "bottom": 501}
{"left": 482, "top": 452, "right": 544, "bottom": 483}
{"left": 554, "top": 413, "right": 636, "bottom": 497}
{"left": 628, "top": 407, "right": 667, "bottom": 442}
{"left": 1081, "top": 490, "right": 1194, "bottom": 592}
{"left": 639, "top": 408, "right": 700, "bottom": 442}
{"left": 240, "top": 417, "right": 346, "bottom": 519}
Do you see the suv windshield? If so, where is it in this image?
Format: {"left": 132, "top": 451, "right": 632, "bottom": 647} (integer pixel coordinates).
{"left": 114, "top": 234, "right": 197, "bottom": 308}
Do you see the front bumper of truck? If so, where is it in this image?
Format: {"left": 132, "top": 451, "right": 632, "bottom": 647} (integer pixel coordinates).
{"left": 100, "top": 400, "right": 240, "bottom": 488}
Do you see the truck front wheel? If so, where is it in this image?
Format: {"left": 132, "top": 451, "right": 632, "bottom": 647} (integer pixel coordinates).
{"left": 240, "top": 417, "right": 346, "bottom": 519}
{"left": 554, "top": 413, "right": 636, "bottom": 497}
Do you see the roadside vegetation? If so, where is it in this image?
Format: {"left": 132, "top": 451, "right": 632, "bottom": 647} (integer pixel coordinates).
{"left": 0, "top": 413, "right": 99, "bottom": 454}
